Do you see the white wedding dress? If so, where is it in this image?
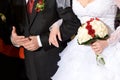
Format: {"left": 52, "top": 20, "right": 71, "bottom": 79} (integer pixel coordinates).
{"left": 52, "top": 0, "right": 120, "bottom": 80}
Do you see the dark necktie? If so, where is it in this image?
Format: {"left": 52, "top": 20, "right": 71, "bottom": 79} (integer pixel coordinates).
{"left": 27, "top": 0, "right": 34, "bottom": 14}
{"left": 19, "top": 0, "right": 34, "bottom": 59}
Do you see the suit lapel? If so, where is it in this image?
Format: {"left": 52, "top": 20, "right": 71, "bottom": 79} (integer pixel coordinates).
{"left": 22, "top": 0, "right": 30, "bottom": 27}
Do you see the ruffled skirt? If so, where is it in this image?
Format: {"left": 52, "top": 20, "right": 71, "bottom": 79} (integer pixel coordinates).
{"left": 51, "top": 36, "right": 120, "bottom": 80}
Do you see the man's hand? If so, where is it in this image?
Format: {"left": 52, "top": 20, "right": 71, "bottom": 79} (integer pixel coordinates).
{"left": 49, "top": 26, "right": 62, "bottom": 47}
{"left": 23, "top": 36, "right": 40, "bottom": 51}
{"left": 11, "top": 26, "right": 29, "bottom": 46}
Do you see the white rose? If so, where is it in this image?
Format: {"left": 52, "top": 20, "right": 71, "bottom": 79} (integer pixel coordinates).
{"left": 77, "top": 24, "right": 93, "bottom": 44}
{"left": 91, "top": 20, "right": 108, "bottom": 38}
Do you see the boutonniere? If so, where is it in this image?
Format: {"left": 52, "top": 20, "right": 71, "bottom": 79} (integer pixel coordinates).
{"left": 35, "top": 0, "right": 45, "bottom": 12}
{"left": 0, "top": 13, "right": 6, "bottom": 22}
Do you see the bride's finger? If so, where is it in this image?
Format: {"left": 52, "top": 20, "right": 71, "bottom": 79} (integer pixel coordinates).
{"left": 95, "top": 48, "right": 102, "bottom": 54}
{"left": 49, "top": 41, "right": 51, "bottom": 45}
{"left": 49, "top": 35, "right": 59, "bottom": 47}
{"left": 91, "top": 45, "right": 98, "bottom": 50}
{"left": 58, "top": 31, "right": 62, "bottom": 41}
{"left": 52, "top": 36, "right": 59, "bottom": 47}
{"left": 49, "top": 33, "right": 53, "bottom": 45}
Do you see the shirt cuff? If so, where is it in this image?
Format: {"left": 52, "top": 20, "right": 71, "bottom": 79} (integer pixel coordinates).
{"left": 37, "top": 35, "right": 42, "bottom": 47}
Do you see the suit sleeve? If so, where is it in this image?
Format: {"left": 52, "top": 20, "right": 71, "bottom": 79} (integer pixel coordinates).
{"left": 58, "top": 7, "right": 81, "bottom": 42}
{"left": 40, "top": 7, "right": 81, "bottom": 51}
{"left": 41, "top": 7, "right": 81, "bottom": 51}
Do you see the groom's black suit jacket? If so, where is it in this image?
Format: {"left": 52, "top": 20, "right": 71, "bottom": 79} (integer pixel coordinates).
{"left": 11, "top": 0, "right": 81, "bottom": 80}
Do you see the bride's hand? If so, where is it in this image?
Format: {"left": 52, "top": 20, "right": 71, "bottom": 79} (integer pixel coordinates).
{"left": 49, "top": 26, "right": 62, "bottom": 48}
{"left": 91, "top": 40, "right": 108, "bottom": 54}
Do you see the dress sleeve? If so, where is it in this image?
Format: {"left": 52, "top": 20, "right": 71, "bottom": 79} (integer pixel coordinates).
{"left": 107, "top": 0, "right": 120, "bottom": 46}
{"left": 107, "top": 26, "right": 120, "bottom": 45}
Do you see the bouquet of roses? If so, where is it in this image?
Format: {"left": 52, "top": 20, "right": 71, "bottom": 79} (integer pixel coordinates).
{"left": 77, "top": 18, "right": 109, "bottom": 66}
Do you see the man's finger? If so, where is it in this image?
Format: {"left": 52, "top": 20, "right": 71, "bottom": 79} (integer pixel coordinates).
{"left": 12, "top": 26, "right": 16, "bottom": 34}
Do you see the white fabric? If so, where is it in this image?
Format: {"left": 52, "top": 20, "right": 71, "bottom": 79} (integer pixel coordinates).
{"left": 51, "top": 0, "right": 120, "bottom": 80}
{"left": 26, "top": 0, "right": 28, "bottom": 3}
{"left": 37, "top": 35, "right": 42, "bottom": 47}
{"left": 108, "top": 26, "right": 120, "bottom": 46}
{"left": 56, "top": 0, "right": 71, "bottom": 9}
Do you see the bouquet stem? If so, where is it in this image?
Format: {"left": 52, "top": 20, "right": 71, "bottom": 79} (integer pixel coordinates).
{"left": 96, "top": 54, "right": 105, "bottom": 66}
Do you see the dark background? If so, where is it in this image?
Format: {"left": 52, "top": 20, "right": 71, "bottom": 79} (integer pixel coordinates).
{"left": 0, "top": 0, "right": 28, "bottom": 79}
{"left": 0, "top": 53, "right": 28, "bottom": 80}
